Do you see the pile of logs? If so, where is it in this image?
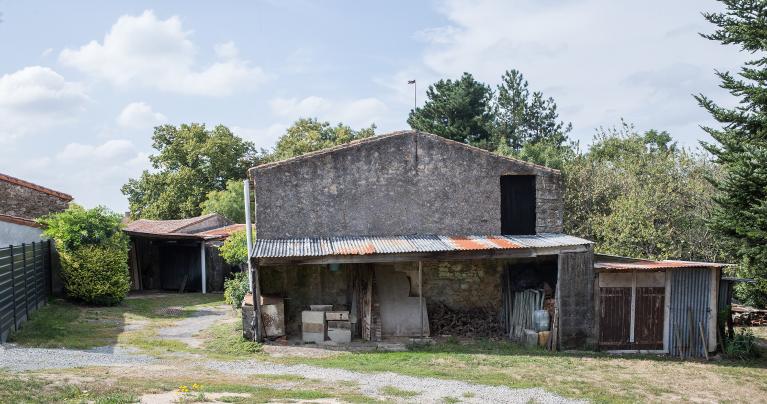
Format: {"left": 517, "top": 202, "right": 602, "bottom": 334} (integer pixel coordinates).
{"left": 732, "top": 304, "right": 767, "bottom": 326}
{"left": 428, "top": 303, "right": 504, "bottom": 338}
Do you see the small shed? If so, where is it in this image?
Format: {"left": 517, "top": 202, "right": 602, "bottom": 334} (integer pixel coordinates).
{"left": 594, "top": 255, "right": 729, "bottom": 357}
{"left": 124, "top": 214, "right": 243, "bottom": 293}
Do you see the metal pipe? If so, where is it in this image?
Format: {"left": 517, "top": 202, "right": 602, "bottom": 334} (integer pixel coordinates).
{"left": 200, "top": 242, "right": 207, "bottom": 294}
{"left": 243, "top": 179, "right": 254, "bottom": 292}
{"left": 419, "top": 261, "right": 423, "bottom": 338}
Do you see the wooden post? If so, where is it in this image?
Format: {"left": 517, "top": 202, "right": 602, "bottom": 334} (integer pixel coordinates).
{"left": 200, "top": 242, "right": 207, "bottom": 294}
{"left": 419, "top": 260, "right": 423, "bottom": 338}
{"left": 251, "top": 260, "right": 263, "bottom": 342}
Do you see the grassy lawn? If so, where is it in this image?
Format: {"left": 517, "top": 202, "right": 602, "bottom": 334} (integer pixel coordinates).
{"left": 6, "top": 294, "right": 767, "bottom": 403}
{"left": 9, "top": 293, "right": 223, "bottom": 351}
{"left": 279, "top": 339, "right": 767, "bottom": 403}
{"left": 0, "top": 369, "right": 376, "bottom": 404}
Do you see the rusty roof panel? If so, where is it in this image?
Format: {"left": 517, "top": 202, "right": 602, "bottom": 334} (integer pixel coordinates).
{"left": 594, "top": 254, "right": 730, "bottom": 271}
{"left": 253, "top": 233, "right": 591, "bottom": 259}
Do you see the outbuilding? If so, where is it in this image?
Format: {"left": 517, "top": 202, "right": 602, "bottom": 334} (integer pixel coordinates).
{"left": 594, "top": 255, "right": 729, "bottom": 358}
{"left": 0, "top": 172, "right": 72, "bottom": 246}
{"left": 246, "top": 130, "right": 595, "bottom": 349}
{"left": 124, "top": 213, "right": 243, "bottom": 293}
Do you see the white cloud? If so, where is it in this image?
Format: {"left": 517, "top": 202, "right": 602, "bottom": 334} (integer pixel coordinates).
{"left": 17, "top": 139, "right": 151, "bottom": 210}
{"left": 405, "top": 0, "right": 745, "bottom": 145}
{"left": 0, "top": 66, "right": 88, "bottom": 142}
{"left": 117, "top": 101, "right": 167, "bottom": 128}
{"left": 233, "top": 123, "right": 287, "bottom": 150}
{"left": 59, "top": 10, "right": 268, "bottom": 96}
{"left": 270, "top": 96, "right": 387, "bottom": 129}
{"left": 214, "top": 41, "right": 239, "bottom": 60}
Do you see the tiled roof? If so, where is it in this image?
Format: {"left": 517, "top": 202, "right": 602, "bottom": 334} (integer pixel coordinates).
{"left": 195, "top": 224, "right": 253, "bottom": 239}
{"left": 594, "top": 254, "right": 730, "bottom": 271}
{"left": 253, "top": 233, "right": 591, "bottom": 259}
{"left": 123, "top": 213, "right": 219, "bottom": 235}
{"left": 0, "top": 214, "right": 41, "bottom": 228}
{"left": 0, "top": 173, "right": 73, "bottom": 201}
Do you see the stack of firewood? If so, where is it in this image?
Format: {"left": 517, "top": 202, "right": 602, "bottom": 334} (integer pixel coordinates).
{"left": 733, "top": 304, "right": 767, "bottom": 326}
{"left": 428, "top": 303, "right": 504, "bottom": 338}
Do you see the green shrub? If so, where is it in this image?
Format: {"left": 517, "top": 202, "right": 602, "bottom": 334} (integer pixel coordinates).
{"left": 40, "top": 204, "right": 131, "bottom": 305}
{"left": 224, "top": 271, "right": 250, "bottom": 309}
{"left": 725, "top": 329, "right": 760, "bottom": 360}
{"left": 218, "top": 229, "right": 248, "bottom": 266}
{"left": 38, "top": 204, "right": 123, "bottom": 252}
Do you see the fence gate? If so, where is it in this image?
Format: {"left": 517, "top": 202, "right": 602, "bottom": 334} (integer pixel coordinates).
{"left": 0, "top": 241, "right": 52, "bottom": 343}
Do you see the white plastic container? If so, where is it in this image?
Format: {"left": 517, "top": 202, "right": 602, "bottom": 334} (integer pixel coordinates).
{"left": 533, "top": 309, "right": 550, "bottom": 332}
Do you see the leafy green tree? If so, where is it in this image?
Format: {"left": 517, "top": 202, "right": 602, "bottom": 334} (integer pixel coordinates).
{"left": 267, "top": 118, "right": 375, "bottom": 162}
{"left": 407, "top": 73, "right": 494, "bottom": 148}
{"left": 200, "top": 179, "right": 254, "bottom": 223}
{"left": 564, "top": 124, "right": 730, "bottom": 263}
{"left": 495, "top": 69, "right": 572, "bottom": 151}
{"left": 39, "top": 204, "right": 130, "bottom": 305}
{"left": 696, "top": 0, "right": 767, "bottom": 307}
{"left": 122, "top": 124, "right": 263, "bottom": 220}
{"left": 218, "top": 229, "right": 249, "bottom": 267}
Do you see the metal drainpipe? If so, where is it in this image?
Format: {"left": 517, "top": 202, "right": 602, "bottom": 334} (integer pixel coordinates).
{"left": 244, "top": 179, "right": 254, "bottom": 292}
{"left": 419, "top": 261, "right": 423, "bottom": 338}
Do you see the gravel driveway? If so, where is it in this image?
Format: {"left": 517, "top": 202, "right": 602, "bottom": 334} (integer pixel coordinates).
{"left": 1, "top": 303, "right": 581, "bottom": 403}
{"left": 206, "top": 360, "right": 582, "bottom": 403}
{"left": 156, "top": 304, "right": 231, "bottom": 348}
{"left": 0, "top": 344, "right": 154, "bottom": 372}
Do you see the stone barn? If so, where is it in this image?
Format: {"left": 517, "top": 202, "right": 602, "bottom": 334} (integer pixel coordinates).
{"left": 247, "top": 130, "right": 595, "bottom": 349}
{"left": 0, "top": 172, "right": 72, "bottom": 246}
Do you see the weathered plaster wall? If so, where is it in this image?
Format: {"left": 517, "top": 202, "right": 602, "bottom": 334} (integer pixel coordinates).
{"left": 558, "top": 249, "right": 596, "bottom": 350}
{"left": 0, "top": 181, "right": 69, "bottom": 220}
{"left": 252, "top": 131, "right": 563, "bottom": 239}
{"left": 0, "top": 221, "right": 43, "bottom": 246}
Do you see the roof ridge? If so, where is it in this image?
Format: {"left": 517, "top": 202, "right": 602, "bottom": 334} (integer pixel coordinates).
{"left": 248, "top": 130, "right": 560, "bottom": 174}
{"left": 0, "top": 173, "right": 73, "bottom": 201}
{"left": 172, "top": 213, "right": 220, "bottom": 232}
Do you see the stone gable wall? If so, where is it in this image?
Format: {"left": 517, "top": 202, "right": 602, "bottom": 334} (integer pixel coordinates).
{"left": 0, "top": 181, "right": 69, "bottom": 220}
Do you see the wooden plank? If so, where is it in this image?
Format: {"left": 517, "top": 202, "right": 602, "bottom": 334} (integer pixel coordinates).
{"left": 634, "top": 287, "right": 664, "bottom": 349}
{"left": 599, "top": 287, "right": 631, "bottom": 349}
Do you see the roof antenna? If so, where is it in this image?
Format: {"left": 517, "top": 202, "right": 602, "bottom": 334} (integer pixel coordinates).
{"left": 408, "top": 80, "right": 416, "bottom": 112}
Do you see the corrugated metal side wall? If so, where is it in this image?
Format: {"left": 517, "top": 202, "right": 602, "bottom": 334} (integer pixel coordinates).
{"left": 668, "top": 268, "right": 710, "bottom": 358}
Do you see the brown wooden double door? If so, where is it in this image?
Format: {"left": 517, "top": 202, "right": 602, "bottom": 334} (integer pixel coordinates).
{"left": 599, "top": 280, "right": 664, "bottom": 350}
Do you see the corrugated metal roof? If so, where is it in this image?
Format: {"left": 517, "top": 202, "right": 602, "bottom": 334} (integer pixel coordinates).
{"left": 594, "top": 254, "right": 730, "bottom": 271}
{"left": 253, "top": 233, "right": 591, "bottom": 258}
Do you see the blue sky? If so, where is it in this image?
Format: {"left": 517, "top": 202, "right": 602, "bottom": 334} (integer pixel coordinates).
{"left": 0, "top": 0, "right": 745, "bottom": 212}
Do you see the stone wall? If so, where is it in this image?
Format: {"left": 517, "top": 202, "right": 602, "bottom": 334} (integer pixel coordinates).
{"left": 0, "top": 179, "right": 70, "bottom": 220}
{"left": 421, "top": 260, "right": 503, "bottom": 311}
{"left": 252, "top": 131, "right": 563, "bottom": 239}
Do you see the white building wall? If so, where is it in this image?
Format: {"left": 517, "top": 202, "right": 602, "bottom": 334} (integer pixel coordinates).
{"left": 0, "top": 221, "right": 43, "bottom": 246}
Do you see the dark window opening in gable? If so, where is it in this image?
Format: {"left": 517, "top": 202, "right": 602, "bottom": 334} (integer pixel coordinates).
{"left": 500, "top": 175, "right": 536, "bottom": 235}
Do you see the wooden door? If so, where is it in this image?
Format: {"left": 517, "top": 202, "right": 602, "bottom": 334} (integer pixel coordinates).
{"left": 634, "top": 287, "right": 664, "bottom": 349}
{"left": 599, "top": 287, "right": 632, "bottom": 349}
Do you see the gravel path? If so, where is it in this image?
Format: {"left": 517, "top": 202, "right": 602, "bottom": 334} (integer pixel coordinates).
{"left": 0, "top": 344, "right": 154, "bottom": 371}
{"left": 206, "top": 359, "right": 583, "bottom": 404}
{"left": 156, "top": 304, "right": 231, "bottom": 348}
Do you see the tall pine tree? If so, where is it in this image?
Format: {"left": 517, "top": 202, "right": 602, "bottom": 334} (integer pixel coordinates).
{"left": 696, "top": 0, "right": 767, "bottom": 307}
{"left": 407, "top": 73, "right": 494, "bottom": 148}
